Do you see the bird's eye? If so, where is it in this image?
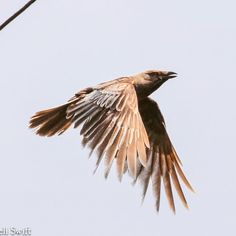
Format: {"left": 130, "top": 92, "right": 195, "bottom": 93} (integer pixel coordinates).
{"left": 144, "top": 75, "right": 151, "bottom": 81}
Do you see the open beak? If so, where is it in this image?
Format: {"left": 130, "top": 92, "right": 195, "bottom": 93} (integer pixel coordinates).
{"left": 165, "top": 71, "right": 177, "bottom": 79}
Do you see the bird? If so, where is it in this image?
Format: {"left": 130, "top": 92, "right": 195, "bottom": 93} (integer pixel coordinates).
{"left": 29, "top": 70, "right": 194, "bottom": 213}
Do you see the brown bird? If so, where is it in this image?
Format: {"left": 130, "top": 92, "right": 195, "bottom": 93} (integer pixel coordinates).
{"left": 29, "top": 70, "right": 194, "bottom": 213}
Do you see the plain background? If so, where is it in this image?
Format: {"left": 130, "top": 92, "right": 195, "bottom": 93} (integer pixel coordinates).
{"left": 0, "top": 0, "right": 235, "bottom": 235}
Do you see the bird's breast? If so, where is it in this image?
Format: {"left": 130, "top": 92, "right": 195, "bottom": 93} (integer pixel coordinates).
{"left": 135, "top": 83, "right": 159, "bottom": 100}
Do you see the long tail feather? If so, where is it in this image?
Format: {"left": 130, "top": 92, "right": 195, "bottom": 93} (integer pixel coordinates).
{"left": 29, "top": 103, "right": 73, "bottom": 136}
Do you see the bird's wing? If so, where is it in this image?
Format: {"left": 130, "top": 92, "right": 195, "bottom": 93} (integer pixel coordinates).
{"left": 66, "top": 82, "right": 150, "bottom": 179}
{"left": 136, "top": 97, "right": 194, "bottom": 213}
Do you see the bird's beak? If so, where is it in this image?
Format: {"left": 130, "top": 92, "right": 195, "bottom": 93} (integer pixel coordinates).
{"left": 165, "top": 71, "right": 177, "bottom": 79}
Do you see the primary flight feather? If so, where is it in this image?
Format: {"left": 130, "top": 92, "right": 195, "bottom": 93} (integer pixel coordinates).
{"left": 29, "top": 70, "right": 194, "bottom": 213}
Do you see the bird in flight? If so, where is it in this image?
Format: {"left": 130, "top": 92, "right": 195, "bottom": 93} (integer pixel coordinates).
{"left": 29, "top": 70, "right": 194, "bottom": 213}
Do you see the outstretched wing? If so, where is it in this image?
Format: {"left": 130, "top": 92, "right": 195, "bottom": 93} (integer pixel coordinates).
{"left": 67, "top": 82, "right": 150, "bottom": 179}
{"left": 136, "top": 97, "right": 194, "bottom": 213}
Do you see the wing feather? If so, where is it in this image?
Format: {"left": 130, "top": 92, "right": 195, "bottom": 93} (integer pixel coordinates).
{"left": 116, "top": 136, "right": 128, "bottom": 180}
{"left": 137, "top": 97, "right": 193, "bottom": 212}
{"left": 160, "top": 148, "right": 175, "bottom": 213}
{"left": 127, "top": 128, "right": 137, "bottom": 177}
{"left": 66, "top": 82, "right": 149, "bottom": 179}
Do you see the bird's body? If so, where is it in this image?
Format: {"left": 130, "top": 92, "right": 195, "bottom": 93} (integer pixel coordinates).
{"left": 29, "top": 70, "right": 194, "bottom": 213}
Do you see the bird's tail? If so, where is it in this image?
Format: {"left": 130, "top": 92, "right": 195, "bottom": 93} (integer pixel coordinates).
{"left": 29, "top": 88, "right": 94, "bottom": 136}
{"left": 29, "top": 102, "right": 73, "bottom": 137}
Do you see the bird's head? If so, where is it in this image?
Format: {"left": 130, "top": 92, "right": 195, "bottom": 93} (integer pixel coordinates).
{"left": 133, "top": 70, "right": 177, "bottom": 97}
{"left": 143, "top": 69, "right": 177, "bottom": 83}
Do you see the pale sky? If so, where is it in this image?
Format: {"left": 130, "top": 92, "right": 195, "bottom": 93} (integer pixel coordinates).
{"left": 0, "top": 0, "right": 236, "bottom": 236}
